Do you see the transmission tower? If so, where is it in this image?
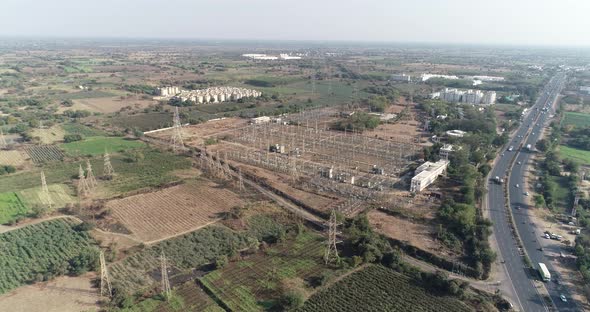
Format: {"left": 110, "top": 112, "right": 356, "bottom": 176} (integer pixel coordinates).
{"left": 171, "top": 107, "right": 184, "bottom": 153}
{"left": 0, "top": 129, "right": 7, "bottom": 149}
{"left": 237, "top": 167, "right": 244, "bottom": 192}
{"left": 324, "top": 209, "right": 342, "bottom": 264}
{"left": 77, "top": 164, "right": 90, "bottom": 197}
{"left": 103, "top": 151, "right": 115, "bottom": 178}
{"left": 160, "top": 250, "right": 171, "bottom": 300}
{"left": 40, "top": 171, "right": 52, "bottom": 209}
{"left": 86, "top": 160, "right": 97, "bottom": 189}
{"left": 99, "top": 250, "right": 112, "bottom": 298}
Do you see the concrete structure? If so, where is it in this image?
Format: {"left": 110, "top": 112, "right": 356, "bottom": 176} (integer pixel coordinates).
{"left": 410, "top": 159, "right": 449, "bottom": 192}
{"left": 434, "top": 88, "right": 496, "bottom": 105}
{"left": 420, "top": 74, "right": 459, "bottom": 81}
{"left": 163, "top": 86, "right": 262, "bottom": 104}
{"left": 390, "top": 73, "right": 411, "bottom": 82}
{"left": 250, "top": 116, "right": 271, "bottom": 124}
{"left": 439, "top": 144, "right": 455, "bottom": 159}
{"left": 446, "top": 129, "right": 466, "bottom": 138}
{"left": 243, "top": 53, "right": 303, "bottom": 61}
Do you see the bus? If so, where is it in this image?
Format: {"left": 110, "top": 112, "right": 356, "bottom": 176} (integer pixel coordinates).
{"left": 538, "top": 262, "right": 551, "bottom": 282}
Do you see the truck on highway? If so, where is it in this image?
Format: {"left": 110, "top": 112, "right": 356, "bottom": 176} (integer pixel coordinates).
{"left": 538, "top": 262, "right": 551, "bottom": 282}
{"left": 526, "top": 144, "right": 532, "bottom": 151}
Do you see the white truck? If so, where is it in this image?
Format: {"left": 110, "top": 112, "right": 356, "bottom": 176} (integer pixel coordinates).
{"left": 526, "top": 144, "right": 532, "bottom": 151}
{"left": 538, "top": 262, "right": 551, "bottom": 282}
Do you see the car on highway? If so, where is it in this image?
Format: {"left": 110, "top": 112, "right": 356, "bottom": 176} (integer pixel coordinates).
{"left": 524, "top": 191, "right": 529, "bottom": 196}
{"left": 515, "top": 184, "right": 519, "bottom": 188}
{"left": 517, "top": 161, "right": 522, "bottom": 165}
{"left": 560, "top": 294, "right": 567, "bottom": 302}
{"left": 545, "top": 233, "right": 550, "bottom": 239}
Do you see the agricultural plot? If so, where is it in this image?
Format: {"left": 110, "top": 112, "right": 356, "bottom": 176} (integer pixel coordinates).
{"left": 24, "top": 145, "right": 64, "bottom": 164}
{"left": 0, "top": 218, "right": 95, "bottom": 294}
{"left": 62, "top": 123, "right": 106, "bottom": 137}
{"left": 18, "top": 184, "right": 75, "bottom": 210}
{"left": 121, "top": 281, "right": 224, "bottom": 312}
{"left": 560, "top": 145, "right": 590, "bottom": 165}
{"left": 298, "top": 265, "right": 472, "bottom": 312}
{"left": 61, "top": 136, "right": 145, "bottom": 156}
{"left": 0, "top": 192, "right": 28, "bottom": 224}
{"left": 111, "top": 112, "right": 172, "bottom": 131}
{"left": 201, "top": 232, "right": 330, "bottom": 312}
{"left": 107, "top": 180, "right": 244, "bottom": 242}
{"left": 31, "top": 125, "right": 65, "bottom": 144}
{"left": 109, "top": 225, "right": 256, "bottom": 293}
{"left": 563, "top": 111, "right": 590, "bottom": 128}
{"left": 0, "top": 150, "right": 28, "bottom": 167}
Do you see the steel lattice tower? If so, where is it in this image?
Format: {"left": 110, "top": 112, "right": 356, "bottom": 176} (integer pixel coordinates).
{"left": 86, "top": 160, "right": 97, "bottom": 188}
{"left": 237, "top": 167, "right": 244, "bottom": 192}
{"left": 103, "top": 151, "right": 115, "bottom": 178}
{"left": 77, "top": 164, "right": 90, "bottom": 197}
{"left": 324, "top": 209, "right": 342, "bottom": 264}
{"left": 40, "top": 171, "right": 52, "bottom": 209}
{"left": 171, "top": 107, "right": 184, "bottom": 152}
{"left": 0, "top": 129, "right": 7, "bottom": 149}
{"left": 160, "top": 251, "right": 171, "bottom": 300}
{"left": 99, "top": 251, "right": 112, "bottom": 298}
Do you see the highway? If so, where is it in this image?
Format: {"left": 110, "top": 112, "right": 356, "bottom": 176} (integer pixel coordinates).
{"left": 487, "top": 72, "right": 576, "bottom": 311}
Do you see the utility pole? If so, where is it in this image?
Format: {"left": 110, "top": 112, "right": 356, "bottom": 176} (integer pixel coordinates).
{"left": 171, "top": 107, "right": 184, "bottom": 153}
{"left": 100, "top": 250, "right": 112, "bottom": 298}
{"left": 160, "top": 250, "right": 171, "bottom": 300}
{"left": 40, "top": 171, "right": 52, "bottom": 209}
{"left": 0, "top": 129, "right": 7, "bottom": 149}
{"left": 237, "top": 167, "right": 244, "bottom": 192}
{"left": 77, "top": 164, "right": 90, "bottom": 197}
{"left": 324, "top": 209, "right": 342, "bottom": 264}
{"left": 103, "top": 151, "right": 114, "bottom": 178}
{"left": 86, "top": 160, "right": 97, "bottom": 188}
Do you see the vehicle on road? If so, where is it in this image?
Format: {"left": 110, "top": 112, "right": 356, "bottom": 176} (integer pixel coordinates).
{"left": 515, "top": 184, "right": 519, "bottom": 188}
{"left": 508, "top": 146, "right": 514, "bottom": 151}
{"left": 517, "top": 161, "right": 521, "bottom": 165}
{"left": 545, "top": 233, "right": 550, "bottom": 239}
{"left": 538, "top": 263, "right": 551, "bottom": 282}
{"left": 524, "top": 191, "right": 529, "bottom": 196}
{"left": 560, "top": 294, "right": 567, "bottom": 302}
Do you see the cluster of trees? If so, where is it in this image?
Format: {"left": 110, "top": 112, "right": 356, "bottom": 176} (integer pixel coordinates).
{"left": 342, "top": 214, "right": 401, "bottom": 267}
{"left": 63, "top": 134, "right": 83, "bottom": 143}
{"left": 363, "top": 86, "right": 400, "bottom": 101}
{"left": 332, "top": 112, "right": 380, "bottom": 132}
{"left": 0, "top": 165, "right": 16, "bottom": 175}
{"left": 123, "top": 84, "right": 157, "bottom": 95}
{"left": 63, "top": 110, "right": 91, "bottom": 118}
{"left": 566, "top": 127, "right": 590, "bottom": 151}
{"left": 364, "top": 95, "right": 389, "bottom": 113}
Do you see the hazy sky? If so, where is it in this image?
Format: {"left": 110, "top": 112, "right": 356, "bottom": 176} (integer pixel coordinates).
{"left": 1, "top": 0, "right": 589, "bottom": 46}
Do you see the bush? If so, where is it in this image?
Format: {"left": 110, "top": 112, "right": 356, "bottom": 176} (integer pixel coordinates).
{"left": 63, "top": 134, "right": 83, "bottom": 143}
{"left": 278, "top": 289, "right": 305, "bottom": 310}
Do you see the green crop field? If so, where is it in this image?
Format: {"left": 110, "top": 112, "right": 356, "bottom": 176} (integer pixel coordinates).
{"left": 0, "top": 192, "right": 28, "bottom": 224}
{"left": 18, "top": 184, "right": 75, "bottom": 209}
{"left": 111, "top": 112, "right": 172, "bottom": 131}
{"left": 560, "top": 145, "right": 590, "bottom": 164}
{"left": 563, "top": 112, "right": 590, "bottom": 128}
{"left": 201, "top": 232, "right": 335, "bottom": 312}
{"left": 62, "top": 123, "right": 106, "bottom": 137}
{"left": 110, "top": 225, "right": 256, "bottom": 293}
{"left": 298, "top": 265, "right": 472, "bottom": 312}
{"left": 0, "top": 218, "right": 95, "bottom": 294}
{"left": 61, "top": 136, "right": 146, "bottom": 156}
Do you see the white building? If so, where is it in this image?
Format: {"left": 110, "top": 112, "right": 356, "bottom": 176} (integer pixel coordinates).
{"left": 421, "top": 74, "right": 459, "bottom": 81}
{"left": 434, "top": 88, "right": 496, "bottom": 105}
{"left": 446, "top": 129, "right": 466, "bottom": 138}
{"left": 439, "top": 144, "right": 455, "bottom": 159}
{"left": 410, "top": 159, "right": 449, "bottom": 192}
{"left": 166, "top": 86, "right": 262, "bottom": 104}
{"left": 250, "top": 116, "right": 271, "bottom": 124}
{"left": 390, "top": 73, "right": 411, "bottom": 82}
{"left": 482, "top": 91, "right": 497, "bottom": 105}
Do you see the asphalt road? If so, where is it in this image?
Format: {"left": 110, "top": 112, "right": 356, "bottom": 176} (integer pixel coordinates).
{"left": 487, "top": 73, "right": 575, "bottom": 312}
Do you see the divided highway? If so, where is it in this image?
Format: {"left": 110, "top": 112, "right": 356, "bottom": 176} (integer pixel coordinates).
{"left": 487, "top": 73, "right": 574, "bottom": 311}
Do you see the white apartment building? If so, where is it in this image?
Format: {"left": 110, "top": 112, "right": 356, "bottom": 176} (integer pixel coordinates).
{"left": 436, "top": 88, "right": 496, "bottom": 105}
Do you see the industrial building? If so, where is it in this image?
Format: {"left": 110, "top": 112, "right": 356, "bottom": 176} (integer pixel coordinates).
{"left": 410, "top": 159, "right": 449, "bottom": 193}
{"left": 157, "top": 86, "right": 262, "bottom": 104}
{"left": 390, "top": 73, "right": 411, "bottom": 82}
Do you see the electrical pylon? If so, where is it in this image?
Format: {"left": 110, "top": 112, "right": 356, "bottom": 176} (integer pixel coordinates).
{"left": 160, "top": 251, "right": 171, "bottom": 300}
{"left": 171, "top": 107, "right": 184, "bottom": 153}
{"left": 0, "top": 128, "right": 7, "bottom": 149}
{"left": 103, "top": 151, "right": 114, "bottom": 178}
{"left": 237, "top": 167, "right": 244, "bottom": 192}
{"left": 86, "top": 160, "right": 97, "bottom": 188}
{"left": 40, "top": 171, "right": 52, "bottom": 209}
{"left": 77, "top": 164, "right": 90, "bottom": 197}
{"left": 324, "top": 209, "right": 342, "bottom": 264}
{"left": 99, "top": 250, "right": 112, "bottom": 298}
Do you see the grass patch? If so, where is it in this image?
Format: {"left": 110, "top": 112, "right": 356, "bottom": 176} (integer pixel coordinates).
{"left": 559, "top": 145, "right": 590, "bottom": 164}
{"left": 61, "top": 136, "right": 145, "bottom": 156}
{"left": 0, "top": 192, "right": 28, "bottom": 224}
{"left": 59, "top": 90, "right": 114, "bottom": 100}
{"left": 18, "top": 183, "right": 75, "bottom": 210}
{"left": 62, "top": 123, "right": 106, "bottom": 137}
{"left": 547, "top": 175, "right": 571, "bottom": 210}
{"left": 563, "top": 111, "right": 590, "bottom": 128}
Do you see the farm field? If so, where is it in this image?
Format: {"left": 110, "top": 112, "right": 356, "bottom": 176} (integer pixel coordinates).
{"left": 18, "top": 183, "right": 75, "bottom": 210}
{"left": 61, "top": 136, "right": 145, "bottom": 156}
{"left": 58, "top": 90, "right": 115, "bottom": 100}
{"left": 107, "top": 180, "right": 244, "bottom": 242}
{"left": 0, "top": 218, "right": 95, "bottom": 294}
{"left": 0, "top": 150, "right": 29, "bottom": 167}
{"left": 24, "top": 145, "right": 64, "bottom": 164}
{"left": 560, "top": 145, "right": 590, "bottom": 164}
{"left": 31, "top": 125, "right": 65, "bottom": 144}
{"left": 297, "top": 265, "right": 472, "bottom": 312}
{"left": 109, "top": 225, "right": 256, "bottom": 293}
{"left": 0, "top": 273, "right": 100, "bottom": 312}
{"left": 111, "top": 112, "right": 172, "bottom": 131}
{"left": 201, "top": 232, "right": 334, "bottom": 312}
{"left": 0, "top": 192, "right": 28, "bottom": 224}
{"left": 563, "top": 111, "right": 590, "bottom": 128}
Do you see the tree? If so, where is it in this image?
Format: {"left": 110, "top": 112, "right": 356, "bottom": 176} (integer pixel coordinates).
{"left": 536, "top": 139, "right": 550, "bottom": 152}
{"left": 63, "top": 134, "right": 83, "bottom": 143}
{"left": 533, "top": 194, "right": 546, "bottom": 208}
